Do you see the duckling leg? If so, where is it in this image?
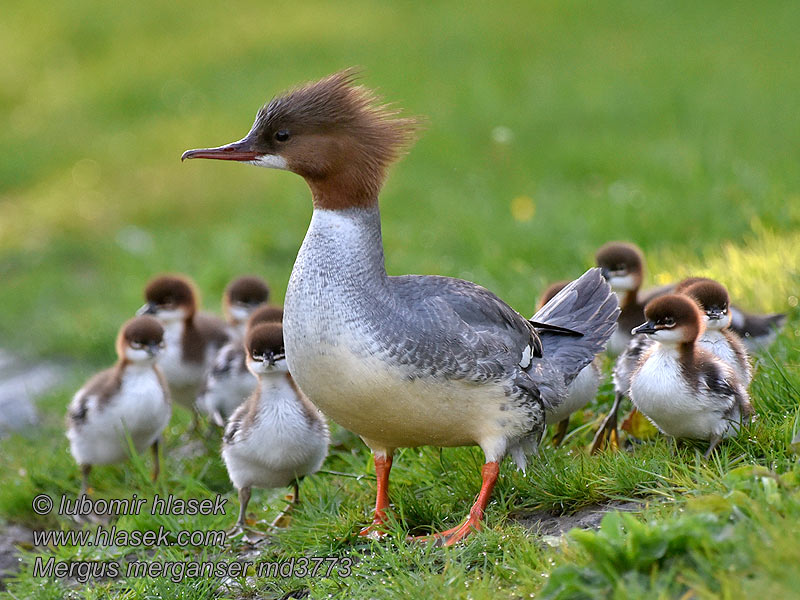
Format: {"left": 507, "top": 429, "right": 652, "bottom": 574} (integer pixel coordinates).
{"left": 704, "top": 435, "right": 722, "bottom": 460}
{"left": 80, "top": 465, "right": 92, "bottom": 496}
{"left": 150, "top": 440, "right": 160, "bottom": 482}
{"left": 590, "top": 392, "right": 624, "bottom": 454}
{"left": 552, "top": 418, "right": 570, "bottom": 447}
{"left": 236, "top": 486, "right": 251, "bottom": 529}
{"left": 292, "top": 480, "right": 300, "bottom": 504}
{"left": 359, "top": 453, "right": 393, "bottom": 538}
{"left": 412, "top": 461, "right": 499, "bottom": 547}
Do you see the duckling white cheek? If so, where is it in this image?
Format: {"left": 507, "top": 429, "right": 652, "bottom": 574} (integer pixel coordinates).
{"left": 648, "top": 328, "right": 684, "bottom": 344}
{"left": 228, "top": 305, "right": 251, "bottom": 324}
{"left": 608, "top": 274, "right": 636, "bottom": 293}
{"left": 125, "top": 347, "right": 154, "bottom": 363}
{"left": 154, "top": 307, "right": 187, "bottom": 323}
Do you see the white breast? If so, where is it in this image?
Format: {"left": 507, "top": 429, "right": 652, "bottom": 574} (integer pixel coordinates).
{"left": 67, "top": 367, "right": 171, "bottom": 466}
{"left": 222, "top": 375, "right": 328, "bottom": 490}
{"left": 629, "top": 346, "right": 727, "bottom": 441}
{"left": 157, "top": 321, "right": 209, "bottom": 407}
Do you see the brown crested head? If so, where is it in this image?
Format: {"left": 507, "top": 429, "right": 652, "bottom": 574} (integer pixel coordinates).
{"left": 246, "top": 304, "right": 284, "bottom": 331}
{"left": 679, "top": 279, "right": 730, "bottom": 323}
{"left": 115, "top": 315, "right": 164, "bottom": 359}
{"left": 223, "top": 275, "right": 270, "bottom": 322}
{"left": 140, "top": 274, "right": 198, "bottom": 318}
{"left": 637, "top": 294, "right": 702, "bottom": 343}
{"left": 595, "top": 241, "right": 645, "bottom": 286}
{"left": 537, "top": 281, "right": 569, "bottom": 310}
{"left": 245, "top": 322, "right": 285, "bottom": 363}
{"left": 182, "top": 69, "right": 420, "bottom": 210}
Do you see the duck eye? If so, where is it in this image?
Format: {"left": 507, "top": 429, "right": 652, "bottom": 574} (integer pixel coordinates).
{"left": 130, "top": 341, "right": 143, "bottom": 349}
{"left": 275, "top": 130, "right": 290, "bottom": 142}
{"left": 662, "top": 317, "right": 675, "bottom": 327}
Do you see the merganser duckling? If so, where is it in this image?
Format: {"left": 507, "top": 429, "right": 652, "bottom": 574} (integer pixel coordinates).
{"left": 597, "top": 242, "right": 785, "bottom": 352}
{"left": 628, "top": 294, "right": 753, "bottom": 457}
{"left": 675, "top": 278, "right": 752, "bottom": 384}
{"left": 222, "top": 275, "right": 271, "bottom": 337}
{"left": 137, "top": 275, "right": 230, "bottom": 415}
{"left": 593, "top": 276, "right": 755, "bottom": 454}
{"left": 198, "top": 304, "right": 285, "bottom": 426}
{"left": 595, "top": 241, "right": 668, "bottom": 356}
{"left": 183, "top": 70, "right": 619, "bottom": 545}
{"left": 66, "top": 316, "right": 171, "bottom": 494}
{"left": 537, "top": 281, "right": 602, "bottom": 446}
{"left": 221, "top": 322, "right": 329, "bottom": 533}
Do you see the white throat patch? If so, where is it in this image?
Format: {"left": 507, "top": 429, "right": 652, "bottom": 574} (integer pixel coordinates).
{"left": 250, "top": 155, "right": 288, "bottom": 170}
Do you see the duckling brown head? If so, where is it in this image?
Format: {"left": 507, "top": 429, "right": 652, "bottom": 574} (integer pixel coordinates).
{"left": 245, "top": 322, "right": 287, "bottom": 375}
{"left": 677, "top": 278, "right": 731, "bottom": 331}
{"left": 138, "top": 274, "right": 199, "bottom": 323}
{"left": 116, "top": 315, "right": 165, "bottom": 364}
{"left": 246, "top": 304, "right": 284, "bottom": 332}
{"left": 223, "top": 276, "right": 270, "bottom": 327}
{"left": 182, "top": 69, "right": 420, "bottom": 210}
{"left": 595, "top": 242, "right": 645, "bottom": 295}
{"left": 633, "top": 294, "right": 703, "bottom": 345}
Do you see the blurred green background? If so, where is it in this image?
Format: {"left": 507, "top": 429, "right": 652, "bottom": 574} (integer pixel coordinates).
{"left": 2, "top": 0, "right": 798, "bottom": 364}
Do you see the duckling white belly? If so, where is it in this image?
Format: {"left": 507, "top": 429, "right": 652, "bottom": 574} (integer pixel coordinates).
{"left": 629, "top": 351, "right": 726, "bottom": 441}
{"left": 157, "top": 322, "right": 209, "bottom": 408}
{"left": 222, "top": 392, "right": 328, "bottom": 490}
{"left": 68, "top": 370, "right": 171, "bottom": 465}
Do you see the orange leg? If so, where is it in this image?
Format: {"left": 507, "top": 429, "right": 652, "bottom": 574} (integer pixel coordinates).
{"left": 412, "top": 461, "right": 500, "bottom": 547}
{"left": 359, "top": 453, "right": 393, "bottom": 538}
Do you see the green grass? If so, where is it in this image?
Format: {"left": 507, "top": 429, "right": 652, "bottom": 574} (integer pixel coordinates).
{"left": 2, "top": 0, "right": 800, "bottom": 598}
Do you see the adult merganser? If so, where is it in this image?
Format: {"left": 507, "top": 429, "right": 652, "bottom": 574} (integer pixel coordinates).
{"left": 536, "top": 281, "right": 602, "bottom": 446}
{"left": 627, "top": 294, "right": 753, "bottom": 457}
{"left": 198, "top": 303, "right": 285, "bottom": 427}
{"left": 182, "top": 70, "right": 619, "bottom": 545}
{"left": 137, "top": 274, "right": 230, "bottom": 416}
{"left": 222, "top": 275, "right": 271, "bottom": 336}
{"left": 221, "top": 322, "right": 328, "bottom": 534}
{"left": 66, "top": 316, "right": 171, "bottom": 494}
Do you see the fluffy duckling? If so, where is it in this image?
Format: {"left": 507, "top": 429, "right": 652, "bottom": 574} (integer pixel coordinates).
{"left": 198, "top": 304, "right": 285, "bottom": 426}
{"left": 676, "top": 278, "right": 752, "bottom": 384}
{"left": 537, "top": 281, "right": 602, "bottom": 446}
{"left": 137, "top": 275, "right": 230, "bottom": 414}
{"left": 66, "top": 316, "right": 171, "bottom": 494}
{"left": 222, "top": 275, "right": 271, "bottom": 337}
{"left": 628, "top": 294, "right": 753, "bottom": 457}
{"left": 221, "top": 322, "right": 329, "bottom": 532}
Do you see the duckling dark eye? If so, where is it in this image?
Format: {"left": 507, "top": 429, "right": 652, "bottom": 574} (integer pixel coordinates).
{"left": 275, "top": 130, "right": 290, "bottom": 142}
{"left": 130, "top": 341, "right": 144, "bottom": 349}
{"left": 662, "top": 317, "right": 675, "bottom": 327}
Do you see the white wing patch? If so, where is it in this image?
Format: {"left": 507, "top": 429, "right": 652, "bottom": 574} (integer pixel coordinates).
{"left": 519, "top": 345, "right": 533, "bottom": 369}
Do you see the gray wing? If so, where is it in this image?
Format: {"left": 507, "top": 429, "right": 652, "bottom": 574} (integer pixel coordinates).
{"left": 387, "top": 275, "right": 541, "bottom": 388}
{"left": 531, "top": 268, "right": 620, "bottom": 394}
